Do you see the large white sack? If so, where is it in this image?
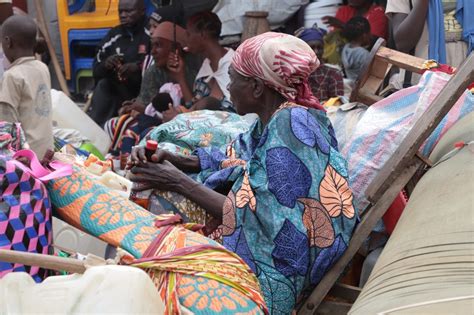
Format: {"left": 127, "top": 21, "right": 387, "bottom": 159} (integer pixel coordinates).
{"left": 0, "top": 265, "right": 164, "bottom": 314}
{"left": 51, "top": 90, "right": 110, "bottom": 155}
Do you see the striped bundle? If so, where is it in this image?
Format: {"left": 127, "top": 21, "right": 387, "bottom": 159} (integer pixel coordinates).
{"left": 342, "top": 71, "right": 474, "bottom": 212}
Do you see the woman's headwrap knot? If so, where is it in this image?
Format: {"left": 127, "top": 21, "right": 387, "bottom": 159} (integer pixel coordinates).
{"left": 232, "top": 32, "right": 323, "bottom": 110}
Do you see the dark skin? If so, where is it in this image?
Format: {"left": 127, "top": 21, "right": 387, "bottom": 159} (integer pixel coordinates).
{"left": 128, "top": 65, "right": 286, "bottom": 220}
{"left": 390, "top": 0, "right": 429, "bottom": 53}
{"left": 119, "top": 32, "right": 181, "bottom": 116}
{"left": 306, "top": 40, "right": 324, "bottom": 62}
{"left": 162, "top": 22, "right": 228, "bottom": 121}
{"left": 105, "top": 0, "right": 145, "bottom": 80}
{"left": 323, "top": 0, "right": 372, "bottom": 29}
{"left": 1, "top": 15, "right": 37, "bottom": 63}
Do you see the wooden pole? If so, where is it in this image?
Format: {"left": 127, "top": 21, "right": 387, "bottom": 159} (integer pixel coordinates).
{"left": 33, "top": 0, "right": 71, "bottom": 98}
{"left": 0, "top": 249, "right": 86, "bottom": 274}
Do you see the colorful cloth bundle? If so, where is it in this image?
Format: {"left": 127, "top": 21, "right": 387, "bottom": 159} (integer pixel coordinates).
{"left": 142, "top": 110, "right": 254, "bottom": 156}
{"left": 0, "top": 122, "right": 27, "bottom": 156}
{"left": 342, "top": 71, "right": 474, "bottom": 211}
{"left": 47, "top": 166, "right": 267, "bottom": 314}
{"left": 0, "top": 150, "right": 72, "bottom": 282}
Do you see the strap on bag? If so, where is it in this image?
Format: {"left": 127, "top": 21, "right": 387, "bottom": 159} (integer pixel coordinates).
{"left": 11, "top": 149, "right": 72, "bottom": 182}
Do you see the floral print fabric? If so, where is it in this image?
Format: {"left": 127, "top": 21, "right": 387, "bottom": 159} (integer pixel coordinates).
{"left": 195, "top": 103, "right": 357, "bottom": 314}
{"left": 142, "top": 110, "right": 254, "bottom": 156}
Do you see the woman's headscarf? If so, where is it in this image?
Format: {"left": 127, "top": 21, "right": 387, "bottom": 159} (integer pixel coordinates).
{"left": 295, "top": 23, "right": 327, "bottom": 43}
{"left": 232, "top": 32, "right": 323, "bottom": 110}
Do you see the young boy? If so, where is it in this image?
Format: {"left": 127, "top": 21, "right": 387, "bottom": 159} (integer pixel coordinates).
{"left": 341, "top": 16, "right": 372, "bottom": 82}
{"left": 296, "top": 24, "right": 345, "bottom": 103}
{"left": 0, "top": 15, "right": 53, "bottom": 158}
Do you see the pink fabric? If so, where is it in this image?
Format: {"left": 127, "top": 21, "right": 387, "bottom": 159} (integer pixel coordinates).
{"left": 232, "top": 32, "right": 323, "bottom": 110}
{"left": 11, "top": 150, "right": 72, "bottom": 182}
{"left": 144, "top": 83, "right": 183, "bottom": 118}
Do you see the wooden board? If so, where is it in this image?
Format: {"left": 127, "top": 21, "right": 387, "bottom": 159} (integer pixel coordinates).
{"left": 366, "top": 52, "right": 474, "bottom": 202}
{"left": 298, "top": 52, "right": 474, "bottom": 315}
{"left": 298, "top": 159, "right": 423, "bottom": 315}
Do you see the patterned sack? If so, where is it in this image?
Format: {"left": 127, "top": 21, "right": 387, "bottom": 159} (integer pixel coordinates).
{"left": 0, "top": 121, "right": 28, "bottom": 156}
{"left": 343, "top": 71, "right": 474, "bottom": 211}
{"left": 47, "top": 165, "right": 267, "bottom": 315}
{"left": 0, "top": 150, "right": 72, "bottom": 282}
{"left": 141, "top": 110, "right": 254, "bottom": 156}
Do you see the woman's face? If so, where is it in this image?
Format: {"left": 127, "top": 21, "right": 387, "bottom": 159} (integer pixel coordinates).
{"left": 307, "top": 40, "right": 324, "bottom": 61}
{"left": 227, "top": 65, "right": 254, "bottom": 115}
{"left": 185, "top": 24, "right": 204, "bottom": 54}
{"left": 151, "top": 36, "right": 172, "bottom": 67}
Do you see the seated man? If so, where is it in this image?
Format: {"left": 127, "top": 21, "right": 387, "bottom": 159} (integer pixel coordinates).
{"left": 87, "top": 0, "right": 149, "bottom": 127}
{"left": 0, "top": 15, "right": 53, "bottom": 158}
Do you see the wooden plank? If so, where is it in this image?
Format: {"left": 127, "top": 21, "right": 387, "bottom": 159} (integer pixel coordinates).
{"left": 376, "top": 46, "right": 426, "bottom": 74}
{"left": 366, "top": 52, "right": 474, "bottom": 202}
{"left": 356, "top": 88, "right": 383, "bottom": 105}
{"left": 350, "top": 38, "right": 386, "bottom": 103}
{"left": 0, "top": 249, "right": 86, "bottom": 274}
{"left": 328, "top": 283, "right": 361, "bottom": 303}
{"left": 298, "top": 159, "right": 422, "bottom": 315}
{"left": 316, "top": 301, "right": 353, "bottom": 315}
{"left": 34, "top": 0, "right": 71, "bottom": 98}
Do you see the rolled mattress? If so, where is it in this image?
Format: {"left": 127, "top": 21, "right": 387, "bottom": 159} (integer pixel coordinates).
{"left": 349, "top": 112, "right": 474, "bottom": 314}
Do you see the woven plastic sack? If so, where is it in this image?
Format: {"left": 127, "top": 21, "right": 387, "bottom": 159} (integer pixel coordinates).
{"left": 343, "top": 71, "right": 474, "bottom": 211}
{"left": 0, "top": 150, "right": 71, "bottom": 282}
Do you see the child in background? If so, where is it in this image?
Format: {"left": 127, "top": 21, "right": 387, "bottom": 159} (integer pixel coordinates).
{"left": 341, "top": 16, "right": 372, "bottom": 82}
{"left": 296, "top": 24, "right": 344, "bottom": 103}
{"left": 0, "top": 15, "right": 53, "bottom": 158}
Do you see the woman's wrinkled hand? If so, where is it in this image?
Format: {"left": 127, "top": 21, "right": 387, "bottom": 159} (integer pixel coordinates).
{"left": 128, "top": 160, "right": 186, "bottom": 192}
{"left": 127, "top": 145, "right": 172, "bottom": 167}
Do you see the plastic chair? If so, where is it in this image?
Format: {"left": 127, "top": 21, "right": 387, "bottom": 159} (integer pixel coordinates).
{"left": 75, "top": 69, "right": 93, "bottom": 93}
{"left": 68, "top": 0, "right": 87, "bottom": 14}
{"left": 68, "top": 28, "right": 109, "bottom": 91}
{"left": 57, "top": 0, "right": 120, "bottom": 80}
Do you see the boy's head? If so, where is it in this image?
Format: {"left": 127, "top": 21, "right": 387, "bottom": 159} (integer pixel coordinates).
{"left": 152, "top": 92, "right": 174, "bottom": 112}
{"left": 295, "top": 24, "right": 327, "bottom": 61}
{"left": 342, "top": 16, "right": 371, "bottom": 46}
{"left": 1, "top": 15, "right": 38, "bottom": 63}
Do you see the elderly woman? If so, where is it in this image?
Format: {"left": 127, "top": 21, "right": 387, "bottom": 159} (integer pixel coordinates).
{"left": 129, "top": 32, "right": 357, "bottom": 313}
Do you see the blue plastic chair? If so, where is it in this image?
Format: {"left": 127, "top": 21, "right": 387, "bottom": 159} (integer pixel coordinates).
{"left": 69, "top": 28, "right": 110, "bottom": 92}
{"left": 68, "top": 0, "right": 87, "bottom": 14}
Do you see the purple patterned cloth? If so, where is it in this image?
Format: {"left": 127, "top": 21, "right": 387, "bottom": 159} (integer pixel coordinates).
{"left": 195, "top": 103, "right": 357, "bottom": 314}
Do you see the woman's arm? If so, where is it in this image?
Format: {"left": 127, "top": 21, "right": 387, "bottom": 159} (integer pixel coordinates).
{"left": 129, "top": 161, "right": 225, "bottom": 219}
{"left": 176, "top": 174, "right": 226, "bottom": 219}
{"left": 168, "top": 53, "right": 194, "bottom": 103}
{"left": 391, "top": 0, "right": 429, "bottom": 53}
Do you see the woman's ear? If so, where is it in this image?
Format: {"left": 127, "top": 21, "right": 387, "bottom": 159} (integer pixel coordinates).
{"left": 252, "top": 78, "right": 265, "bottom": 99}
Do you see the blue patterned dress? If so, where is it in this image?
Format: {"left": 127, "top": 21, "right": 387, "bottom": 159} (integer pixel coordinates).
{"left": 195, "top": 103, "right": 357, "bottom": 314}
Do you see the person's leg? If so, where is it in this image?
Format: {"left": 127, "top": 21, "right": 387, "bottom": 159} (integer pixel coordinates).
{"left": 88, "top": 78, "right": 118, "bottom": 127}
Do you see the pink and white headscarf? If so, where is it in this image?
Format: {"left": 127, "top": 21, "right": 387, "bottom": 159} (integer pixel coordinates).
{"left": 232, "top": 32, "right": 323, "bottom": 110}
